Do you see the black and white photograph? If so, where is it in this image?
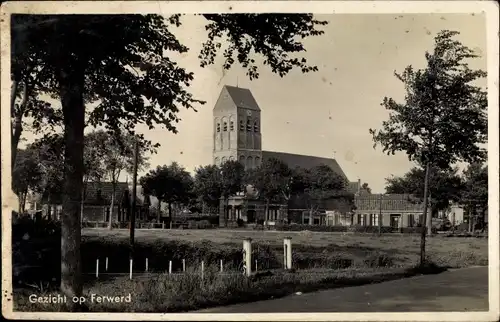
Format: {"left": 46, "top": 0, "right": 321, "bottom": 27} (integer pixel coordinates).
{"left": 1, "top": 1, "right": 499, "bottom": 320}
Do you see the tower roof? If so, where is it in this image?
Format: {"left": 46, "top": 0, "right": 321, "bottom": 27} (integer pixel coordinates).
{"left": 223, "top": 85, "right": 261, "bottom": 111}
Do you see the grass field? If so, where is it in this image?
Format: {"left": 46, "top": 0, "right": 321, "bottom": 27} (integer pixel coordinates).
{"left": 14, "top": 228, "right": 488, "bottom": 313}
{"left": 82, "top": 228, "right": 489, "bottom": 269}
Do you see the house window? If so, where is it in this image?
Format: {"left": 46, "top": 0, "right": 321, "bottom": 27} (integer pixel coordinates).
{"left": 239, "top": 120, "right": 244, "bottom": 131}
{"left": 230, "top": 121, "right": 234, "bottom": 131}
{"left": 254, "top": 121, "right": 259, "bottom": 132}
{"left": 216, "top": 123, "right": 221, "bottom": 132}
{"left": 408, "top": 214, "right": 415, "bottom": 227}
{"left": 223, "top": 122, "right": 228, "bottom": 131}
{"left": 371, "top": 214, "right": 379, "bottom": 226}
{"left": 246, "top": 118, "right": 252, "bottom": 131}
{"left": 360, "top": 214, "right": 366, "bottom": 226}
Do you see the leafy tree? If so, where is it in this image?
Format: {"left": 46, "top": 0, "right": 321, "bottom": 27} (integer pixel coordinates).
{"left": 12, "top": 147, "right": 43, "bottom": 213}
{"left": 12, "top": 13, "right": 327, "bottom": 302}
{"left": 385, "top": 166, "right": 464, "bottom": 217}
{"left": 245, "top": 158, "right": 293, "bottom": 225}
{"left": 31, "top": 134, "right": 65, "bottom": 219}
{"left": 95, "top": 130, "right": 155, "bottom": 229}
{"left": 140, "top": 162, "right": 193, "bottom": 226}
{"left": 193, "top": 164, "right": 223, "bottom": 212}
{"left": 220, "top": 160, "right": 246, "bottom": 227}
{"left": 300, "top": 165, "right": 348, "bottom": 225}
{"left": 369, "top": 30, "right": 487, "bottom": 265}
{"left": 361, "top": 182, "right": 372, "bottom": 194}
{"left": 461, "top": 162, "right": 488, "bottom": 231}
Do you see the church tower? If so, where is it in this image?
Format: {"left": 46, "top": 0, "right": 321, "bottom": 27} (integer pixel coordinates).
{"left": 213, "top": 85, "right": 262, "bottom": 169}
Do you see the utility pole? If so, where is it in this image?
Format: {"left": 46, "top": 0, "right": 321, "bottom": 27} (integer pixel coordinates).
{"left": 129, "top": 138, "right": 139, "bottom": 259}
{"left": 378, "top": 194, "right": 383, "bottom": 236}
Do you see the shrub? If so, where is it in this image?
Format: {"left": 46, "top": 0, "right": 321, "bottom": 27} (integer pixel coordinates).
{"left": 275, "top": 224, "right": 348, "bottom": 232}
{"left": 347, "top": 225, "right": 393, "bottom": 233}
{"left": 400, "top": 227, "right": 438, "bottom": 234}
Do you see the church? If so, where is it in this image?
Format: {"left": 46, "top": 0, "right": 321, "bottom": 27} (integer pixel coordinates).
{"left": 213, "top": 85, "right": 361, "bottom": 227}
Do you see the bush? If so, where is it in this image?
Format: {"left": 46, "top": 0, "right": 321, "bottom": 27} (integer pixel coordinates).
{"left": 275, "top": 224, "right": 348, "bottom": 232}
{"left": 348, "top": 225, "right": 393, "bottom": 233}
{"left": 400, "top": 227, "right": 438, "bottom": 234}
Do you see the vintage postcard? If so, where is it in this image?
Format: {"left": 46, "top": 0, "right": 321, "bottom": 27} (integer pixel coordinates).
{"left": 1, "top": 1, "right": 499, "bottom": 321}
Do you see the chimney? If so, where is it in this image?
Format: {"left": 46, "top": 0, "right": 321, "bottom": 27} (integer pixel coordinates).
{"left": 357, "top": 178, "right": 361, "bottom": 194}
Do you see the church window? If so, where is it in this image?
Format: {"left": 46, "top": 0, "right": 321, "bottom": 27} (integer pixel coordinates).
{"left": 223, "top": 122, "right": 228, "bottom": 131}
{"left": 239, "top": 120, "right": 244, "bottom": 131}
{"left": 246, "top": 118, "right": 252, "bottom": 131}
{"left": 230, "top": 121, "right": 234, "bottom": 131}
{"left": 254, "top": 121, "right": 259, "bottom": 132}
{"left": 216, "top": 123, "right": 220, "bottom": 132}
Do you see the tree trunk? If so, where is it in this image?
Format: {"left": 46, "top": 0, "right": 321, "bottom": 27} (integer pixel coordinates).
{"left": 426, "top": 191, "right": 433, "bottom": 236}
{"left": 225, "top": 198, "right": 230, "bottom": 227}
{"left": 59, "top": 64, "right": 85, "bottom": 305}
{"left": 157, "top": 200, "right": 161, "bottom": 223}
{"left": 264, "top": 199, "right": 269, "bottom": 228}
{"left": 168, "top": 203, "right": 173, "bottom": 228}
{"left": 419, "top": 162, "right": 431, "bottom": 266}
{"left": 108, "top": 182, "right": 116, "bottom": 230}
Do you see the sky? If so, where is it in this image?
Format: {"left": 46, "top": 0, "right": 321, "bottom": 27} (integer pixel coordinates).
{"left": 20, "top": 13, "right": 487, "bottom": 193}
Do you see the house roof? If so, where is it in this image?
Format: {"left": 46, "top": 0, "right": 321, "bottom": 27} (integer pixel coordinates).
{"left": 84, "top": 182, "right": 129, "bottom": 205}
{"left": 354, "top": 193, "right": 424, "bottom": 212}
{"left": 224, "top": 85, "right": 261, "bottom": 111}
{"left": 262, "top": 150, "right": 348, "bottom": 180}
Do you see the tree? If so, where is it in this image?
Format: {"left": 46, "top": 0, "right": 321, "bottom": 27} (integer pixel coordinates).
{"left": 361, "top": 182, "right": 372, "bottom": 194}
{"left": 385, "top": 166, "right": 464, "bottom": 217}
{"left": 96, "top": 130, "right": 154, "bottom": 229}
{"left": 220, "top": 160, "right": 246, "bottom": 227}
{"left": 369, "top": 30, "right": 487, "bottom": 266}
{"left": 301, "top": 165, "right": 348, "bottom": 225}
{"left": 193, "top": 164, "right": 223, "bottom": 212}
{"left": 461, "top": 162, "right": 488, "bottom": 232}
{"left": 245, "top": 158, "right": 293, "bottom": 225}
{"left": 12, "top": 13, "right": 328, "bottom": 303}
{"left": 140, "top": 162, "right": 193, "bottom": 226}
{"left": 31, "top": 134, "right": 65, "bottom": 219}
{"left": 12, "top": 147, "right": 43, "bottom": 213}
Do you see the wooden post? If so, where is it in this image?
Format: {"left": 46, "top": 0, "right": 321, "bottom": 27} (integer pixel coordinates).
{"left": 201, "top": 261, "right": 204, "bottom": 280}
{"left": 169, "top": 260, "right": 172, "bottom": 274}
{"left": 145, "top": 258, "right": 149, "bottom": 272}
{"left": 255, "top": 259, "right": 258, "bottom": 272}
{"left": 162, "top": 222, "right": 165, "bottom": 229}
{"left": 105, "top": 257, "right": 108, "bottom": 272}
{"left": 220, "top": 259, "right": 223, "bottom": 272}
{"left": 129, "top": 258, "right": 133, "bottom": 280}
{"left": 182, "top": 259, "right": 186, "bottom": 272}
{"left": 96, "top": 259, "right": 99, "bottom": 278}
{"left": 243, "top": 238, "right": 252, "bottom": 277}
{"left": 284, "top": 237, "right": 292, "bottom": 270}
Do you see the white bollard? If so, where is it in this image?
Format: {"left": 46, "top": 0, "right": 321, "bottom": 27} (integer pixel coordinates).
{"left": 201, "top": 261, "right": 204, "bottom": 280}
{"left": 243, "top": 238, "right": 252, "bottom": 277}
{"left": 182, "top": 259, "right": 186, "bottom": 272}
{"left": 220, "top": 259, "right": 223, "bottom": 272}
{"left": 146, "top": 258, "right": 149, "bottom": 272}
{"left": 169, "top": 260, "right": 172, "bottom": 274}
{"left": 105, "top": 257, "right": 108, "bottom": 272}
{"left": 129, "top": 259, "right": 133, "bottom": 280}
{"left": 96, "top": 259, "right": 99, "bottom": 278}
{"left": 284, "top": 237, "right": 292, "bottom": 270}
{"left": 255, "top": 259, "right": 258, "bottom": 272}
{"left": 162, "top": 222, "right": 165, "bottom": 229}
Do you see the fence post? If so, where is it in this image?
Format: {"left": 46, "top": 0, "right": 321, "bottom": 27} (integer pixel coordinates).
{"left": 105, "top": 257, "right": 108, "bottom": 272}
{"left": 255, "top": 259, "right": 258, "bottom": 272}
{"left": 182, "top": 259, "right": 186, "bottom": 272}
{"left": 284, "top": 237, "right": 292, "bottom": 270}
{"left": 96, "top": 259, "right": 99, "bottom": 278}
{"left": 220, "top": 259, "right": 223, "bottom": 273}
{"left": 129, "top": 259, "right": 133, "bottom": 280}
{"left": 169, "top": 260, "right": 172, "bottom": 274}
{"left": 201, "top": 261, "right": 204, "bottom": 280}
{"left": 243, "top": 238, "right": 252, "bottom": 277}
{"left": 162, "top": 222, "right": 165, "bottom": 229}
{"left": 146, "top": 258, "right": 149, "bottom": 272}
